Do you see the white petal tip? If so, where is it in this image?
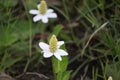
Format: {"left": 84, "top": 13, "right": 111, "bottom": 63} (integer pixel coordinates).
{"left": 33, "top": 18, "right": 38, "bottom": 22}
{"left": 42, "top": 21, "right": 48, "bottom": 23}
{"left": 29, "top": 10, "right": 39, "bottom": 15}
{"left": 54, "top": 14, "right": 57, "bottom": 18}
{"left": 33, "top": 15, "right": 42, "bottom": 22}
{"left": 57, "top": 57, "right": 62, "bottom": 61}
{"left": 39, "top": 42, "right": 49, "bottom": 51}
{"left": 37, "top": 4, "right": 40, "bottom": 9}
{"left": 42, "top": 17, "right": 48, "bottom": 23}
{"left": 43, "top": 52, "right": 53, "bottom": 58}
{"left": 39, "top": 42, "right": 42, "bottom": 46}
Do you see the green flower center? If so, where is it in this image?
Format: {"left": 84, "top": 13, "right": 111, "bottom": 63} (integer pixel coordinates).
{"left": 39, "top": 0, "right": 47, "bottom": 14}
{"left": 108, "top": 76, "right": 112, "bottom": 80}
{"left": 49, "top": 35, "right": 58, "bottom": 53}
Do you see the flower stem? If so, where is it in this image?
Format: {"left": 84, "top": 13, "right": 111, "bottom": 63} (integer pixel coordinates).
{"left": 24, "top": 20, "right": 32, "bottom": 72}
{"left": 22, "top": 0, "right": 32, "bottom": 72}
{"left": 52, "top": 57, "right": 57, "bottom": 80}
{"left": 24, "top": 59, "right": 30, "bottom": 72}
{"left": 29, "top": 19, "right": 32, "bottom": 57}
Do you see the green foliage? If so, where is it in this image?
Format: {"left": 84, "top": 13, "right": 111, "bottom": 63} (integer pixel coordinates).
{"left": 106, "top": 62, "right": 120, "bottom": 80}
{"left": 52, "top": 44, "right": 70, "bottom": 80}
{"left": 92, "top": 67, "right": 98, "bottom": 80}
{"left": 0, "top": 28, "right": 18, "bottom": 47}
{"left": 48, "top": 24, "right": 63, "bottom": 39}
{"left": 52, "top": 56, "right": 68, "bottom": 73}
{"left": 0, "top": 0, "right": 18, "bottom": 7}
{"left": 0, "top": 52, "right": 22, "bottom": 72}
{"left": 57, "top": 71, "right": 71, "bottom": 80}
{"left": 77, "top": 0, "right": 101, "bottom": 27}
{"left": 0, "top": 0, "right": 120, "bottom": 80}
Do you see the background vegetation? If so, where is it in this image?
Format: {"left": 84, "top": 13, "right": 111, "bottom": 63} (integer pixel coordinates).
{"left": 0, "top": 0, "right": 120, "bottom": 80}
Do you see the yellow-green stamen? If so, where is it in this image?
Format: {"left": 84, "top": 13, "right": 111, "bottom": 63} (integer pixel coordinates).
{"left": 39, "top": 0, "right": 47, "bottom": 14}
{"left": 49, "top": 35, "right": 58, "bottom": 53}
{"left": 108, "top": 76, "right": 112, "bottom": 80}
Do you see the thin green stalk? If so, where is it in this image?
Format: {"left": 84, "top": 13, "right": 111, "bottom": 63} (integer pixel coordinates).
{"left": 52, "top": 57, "right": 57, "bottom": 80}
{"left": 99, "top": 0, "right": 105, "bottom": 19}
{"left": 24, "top": 59, "right": 30, "bottom": 72}
{"left": 62, "top": 0, "right": 70, "bottom": 23}
{"left": 23, "top": 20, "right": 32, "bottom": 72}
{"left": 29, "top": 19, "right": 32, "bottom": 57}
{"left": 39, "top": 22, "right": 46, "bottom": 34}
{"left": 24, "top": 16, "right": 32, "bottom": 72}
{"left": 22, "top": 0, "right": 32, "bottom": 72}
{"left": 71, "top": 59, "right": 89, "bottom": 79}
{"left": 81, "top": 22, "right": 108, "bottom": 55}
{"left": 5, "top": 8, "right": 11, "bottom": 40}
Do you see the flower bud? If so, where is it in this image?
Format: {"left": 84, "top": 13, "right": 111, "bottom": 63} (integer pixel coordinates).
{"left": 39, "top": 0, "right": 47, "bottom": 14}
{"left": 49, "top": 35, "right": 58, "bottom": 53}
{"left": 108, "top": 76, "right": 112, "bottom": 80}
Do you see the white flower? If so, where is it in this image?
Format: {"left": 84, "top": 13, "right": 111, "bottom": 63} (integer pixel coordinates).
{"left": 29, "top": 0, "right": 57, "bottom": 23}
{"left": 39, "top": 35, "right": 68, "bottom": 61}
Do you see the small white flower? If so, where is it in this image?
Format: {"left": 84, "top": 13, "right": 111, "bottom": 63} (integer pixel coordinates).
{"left": 29, "top": 0, "right": 57, "bottom": 23}
{"left": 39, "top": 35, "right": 68, "bottom": 61}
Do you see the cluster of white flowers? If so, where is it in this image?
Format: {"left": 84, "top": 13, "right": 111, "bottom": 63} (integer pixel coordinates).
{"left": 29, "top": 0, "right": 68, "bottom": 61}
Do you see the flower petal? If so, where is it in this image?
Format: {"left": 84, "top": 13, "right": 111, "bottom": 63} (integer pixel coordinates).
{"left": 37, "top": 4, "right": 40, "bottom": 9}
{"left": 43, "top": 51, "right": 53, "bottom": 58}
{"left": 41, "top": 16, "right": 48, "bottom": 23}
{"left": 29, "top": 10, "right": 39, "bottom": 15}
{"left": 33, "top": 15, "right": 42, "bottom": 22}
{"left": 54, "top": 52, "right": 62, "bottom": 61}
{"left": 56, "top": 49, "right": 68, "bottom": 56}
{"left": 39, "top": 42, "right": 49, "bottom": 51}
{"left": 47, "top": 9, "right": 54, "bottom": 13}
{"left": 47, "top": 13, "right": 57, "bottom": 18}
{"left": 57, "top": 41, "right": 64, "bottom": 48}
